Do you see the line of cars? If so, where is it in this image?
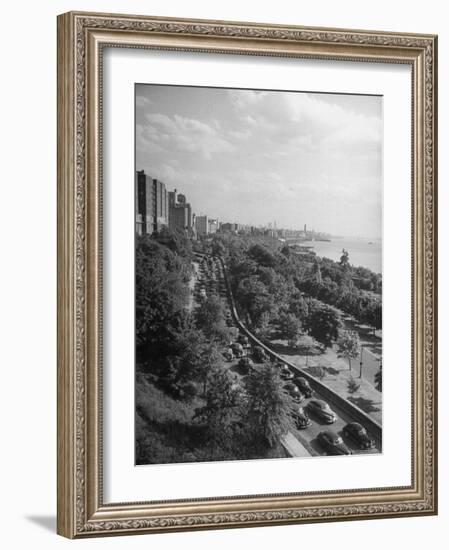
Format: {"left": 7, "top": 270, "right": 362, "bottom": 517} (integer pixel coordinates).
{"left": 224, "top": 338, "right": 269, "bottom": 366}
{"left": 227, "top": 340, "right": 377, "bottom": 457}
{"left": 293, "top": 399, "right": 376, "bottom": 456}
{"left": 279, "top": 365, "right": 376, "bottom": 456}
{"left": 224, "top": 336, "right": 377, "bottom": 457}
{"left": 316, "top": 423, "right": 376, "bottom": 456}
{"left": 194, "top": 255, "right": 227, "bottom": 302}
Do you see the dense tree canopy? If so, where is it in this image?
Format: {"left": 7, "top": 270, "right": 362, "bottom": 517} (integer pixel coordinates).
{"left": 278, "top": 312, "right": 302, "bottom": 347}
{"left": 136, "top": 235, "right": 191, "bottom": 361}
{"left": 304, "top": 303, "right": 342, "bottom": 348}
{"left": 243, "top": 365, "right": 291, "bottom": 447}
{"left": 221, "top": 234, "right": 381, "bottom": 339}
{"left": 195, "top": 295, "right": 228, "bottom": 341}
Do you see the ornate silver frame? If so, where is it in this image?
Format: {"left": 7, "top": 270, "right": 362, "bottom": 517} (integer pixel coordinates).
{"left": 57, "top": 11, "right": 438, "bottom": 538}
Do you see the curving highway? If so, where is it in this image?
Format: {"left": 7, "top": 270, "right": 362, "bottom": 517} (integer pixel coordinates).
{"left": 193, "top": 252, "right": 382, "bottom": 457}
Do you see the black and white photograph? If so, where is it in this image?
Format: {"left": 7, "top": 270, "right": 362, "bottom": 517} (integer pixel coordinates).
{"left": 135, "top": 83, "right": 383, "bottom": 465}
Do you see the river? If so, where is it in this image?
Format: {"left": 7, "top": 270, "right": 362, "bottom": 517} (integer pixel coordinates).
{"left": 302, "top": 237, "right": 382, "bottom": 274}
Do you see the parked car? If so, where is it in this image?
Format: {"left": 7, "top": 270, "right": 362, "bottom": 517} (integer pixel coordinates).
{"left": 238, "top": 356, "right": 254, "bottom": 372}
{"left": 284, "top": 383, "right": 304, "bottom": 403}
{"left": 307, "top": 399, "right": 337, "bottom": 424}
{"left": 231, "top": 342, "right": 244, "bottom": 357}
{"left": 291, "top": 406, "right": 311, "bottom": 429}
{"left": 343, "top": 422, "right": 375, "bottom": 450}
{"left": 317, "top": 430, "right": 352, "bottom": 455}
{"left": 295, "top": 376, "right": 313, "bottom": 398}
{"left": 280, "top": 365, "right": 294, "bottom": 380}
{"left": 252, "top": 345, "right": 267, "bottom": 363}
{"left": 237, "top": 334, "right": 249, "bottom": 346}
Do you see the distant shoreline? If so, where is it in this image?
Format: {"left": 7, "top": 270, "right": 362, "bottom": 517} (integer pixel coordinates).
{"left": 301, "top": 237, "right": 382, "bottom": 274}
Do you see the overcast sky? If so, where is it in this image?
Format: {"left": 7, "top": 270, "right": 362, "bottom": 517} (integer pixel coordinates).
{"left": 136, "top": 84, "right": 382, "bottom": 238}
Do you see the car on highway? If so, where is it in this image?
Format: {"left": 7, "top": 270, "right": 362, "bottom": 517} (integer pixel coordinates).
{"left": 237, "top": 334, "right": 249, "bottom": 347}
{"left": 291, "top": 406, "right": 311, "bottom": 429}
{"left": 280, "top": 364, "right": 294, "bottom": 380}
{"left": 231, "top": 342, "right": 244, "bottom": 357}
{"left": 343, "top": 422, "right": 375, "bottom": 450}
{"left": 294, "top": 376, "right": 313, "bottom": 398}
{"left": 252, "top": 345, "right": 268, "bottom": 363}
{"left": 284, "top": 382, "right": 305, "bottom": 403}
{"left": 317, "top": 430, "right": 352, "bottom": 455}
{"left": 307, "top": 399, "right": 337, "bottom": 424}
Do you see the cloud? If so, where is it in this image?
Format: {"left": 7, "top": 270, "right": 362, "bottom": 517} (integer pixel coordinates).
{"left": 228, "top": 89, "right": 269, "bottom": 110}
{"left": 136, "top": 95, "right": 153, "bottom": 108}
{"left": 229, "top": 90, "right": 382, "bottom": 156}
{"left": 135, "top": 123, "right": 166, "bottom": 155}
{"left": 140, "top": 113, "right": 235, "bottom": 159}
{"left": 228, "top": 129, "right": 252, "bottom": 140}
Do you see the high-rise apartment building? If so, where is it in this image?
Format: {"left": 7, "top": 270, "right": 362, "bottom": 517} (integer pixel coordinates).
{"left": 168, "top": 189, "right": 192, "bottom": 234}
{"left": 208, "top": 218, "right": 219, "bottom": 234}
{"left": 154, "top": 178, "right": 169, "bottom": 231}
{"left": 195, "top": 215, "right": 209, "bottom": 236}
{"left": 135, "top": 170, "right": 169, "bottom": 234}
{"left": 136, "top": 170, "right": 154, "bottom": 235}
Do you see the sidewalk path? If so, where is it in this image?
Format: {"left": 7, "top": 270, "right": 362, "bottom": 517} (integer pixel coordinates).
{"left": 281, "top": 432, "right": 312, "bottom": 457}
{"left": 277, "top": 344, "right": 382, "bottom": 425}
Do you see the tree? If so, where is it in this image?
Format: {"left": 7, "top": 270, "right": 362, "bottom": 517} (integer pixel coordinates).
{"left": 280, "top": 244, "right": 291, "bottom": 257}
{"left": 364, "top": 301, "right": 382, "bottom": 334}
{"left": 135, "top": 235, "right": 191, "bottom": 365}
{"left": 158, "top": 313, "right": 207, "bottom": 398}
{"left": 243, "top": 365, "right": 291, "bottom": 447}
{"left": 339, "top": 248, "right": 350, "bottom": 270}
{"left": 211, "top": 238, "right": 226, "bottom": 257}
{"left": 374, "top": 363, "right": 382, "bottom": 392}
{"left": 312, "top": 259, "right": 322, "bottom": 283}
{"left": 153, "top": 225, "right": 193, "bottom": 259}
{"left": 254, "top": 311, "right": 271, "bottom": 341}
{"left": 248, "top": 243, "right": 278, "bottom": 268}
{"left": 347, "top": 375, "right": 361, "bottom": 394}
{"left": 337, "top": 330, "right": 360, "bottom": 371}
{"left": 195, "top": 295, "right": 228, "bottom": 341}
{"left": 305, "top": 304, "right": 342, "bottom": 348}
{"left": 288, "top": 294, "right": 309, "bottom": 323}
{"left": 278, "top": 312, "right": 302, "bottom": 348}
{"left": 235, "top": 276, "right": 276, "bottom": 326}
{"left": 225, "top": 326, "right": 239, "bottom": 344}
{"left": 258, "top": 266, "right": 293, "bottom": 311}
{"left": 194, "top": 367, "right": 244, "bottom": 443}
{"left": 197, "top": 342, "right": 221, "bottom": 395}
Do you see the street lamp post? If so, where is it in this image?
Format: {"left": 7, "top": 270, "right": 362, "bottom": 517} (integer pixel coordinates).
{"left": 359, "top": 345, "right": 364, "bottom": 379}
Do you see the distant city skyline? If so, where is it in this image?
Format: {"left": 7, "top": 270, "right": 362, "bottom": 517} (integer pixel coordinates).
{"left": 136, "top": 84, "right": 382, "bottom": 239}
